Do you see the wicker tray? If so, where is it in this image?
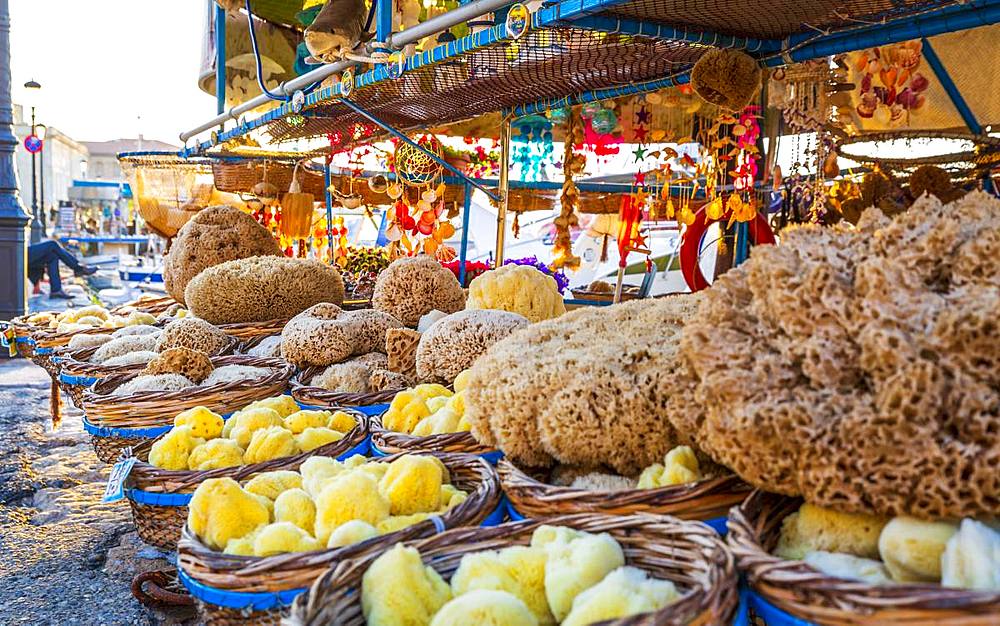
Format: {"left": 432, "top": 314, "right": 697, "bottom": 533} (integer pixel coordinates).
{"left": 289, "top": 366, "right": 402, "bottom": 414}
{"left": 500, "top": 460, "right": 750, "bottom": 533}
{"left": 728, "top": 490, "right": 1000, "bottom": 625}
{"left": 218, "top": 318, "right": 289, "bottom": 342}
{"left": 289, "top": 512, "right": 738, "bottom": 626}
{"left": 370, "top": 412, "right": 499, "bottom": 460}
{"left": 177, "top": 451, "right": 502, "bottom": 624}
{"left": 110, "top": 295, "right": 182, "bottom": 316}
{"left": 81, "top": 356, "right": 294, "bottom": 463}
{"left": 124, "top": 409, "right": 369, "bottom": 551}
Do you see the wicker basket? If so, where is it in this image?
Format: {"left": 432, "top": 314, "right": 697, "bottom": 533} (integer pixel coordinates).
{"left": 289, "top": 366, "right": 402, "bottom": 416}
{"left": 211, "top": 160, "right": 327, "bottom": 198}
{"left": 289, "top": 513, "right": 738, "bottom": 626}
{"left": 728, "top": 490, "right": 1000, "bottom": 625}
{"left": 7, "top": 315, "right": 41, "bottom": 358}
{"left": 500, "top": 460, "right": 751, "bottom": 534}
{"left": 110, "top": 295, "right": 182, "bottom": 316}
{"left": 177, "top": 451, "right": 503, "bottom": 624}
{"left": 119, "top": 152, "right": 214, "bottom": 239}
{"left": 369, "top": 412, "right": 500, "bottom": 462}
{"left": 123, "top": 409, "right": 369, "bottom": 551}
{"left": 217, "top": 318, "right": 289, "bottom": 343}
{"left": 81, "top": 356, "right": 295, "bottom": 464}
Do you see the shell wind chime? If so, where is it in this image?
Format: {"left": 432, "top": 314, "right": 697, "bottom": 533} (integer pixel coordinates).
{"left": 384, "top": 135, "right": 457, "bottom": 260}
{"left": 552, "top": 109, "right": 584, "bottom": 270}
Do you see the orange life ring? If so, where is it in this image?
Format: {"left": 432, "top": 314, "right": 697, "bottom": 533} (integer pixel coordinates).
{"left": 680, "top": 208, "right": 775, "bottom": 292}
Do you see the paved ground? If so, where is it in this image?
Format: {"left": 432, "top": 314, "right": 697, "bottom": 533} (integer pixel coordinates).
{"left": 0, "top": 359, "right": 194, "bottom": 625}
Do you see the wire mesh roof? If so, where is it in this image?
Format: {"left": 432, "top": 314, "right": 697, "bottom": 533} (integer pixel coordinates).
{"left": 595, "top": 0, "right": 962, "bottom": 40}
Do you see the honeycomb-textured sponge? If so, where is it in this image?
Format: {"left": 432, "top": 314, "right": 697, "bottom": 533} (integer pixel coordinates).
{"left": 155, "top": 318, "right": 230, "bottom": 356}
{"left": 142, "top": 347, "right": 214, "bottom": 383}
{"left": 185, "top": 256, "right": 345, "bottom": 325}
{"left": 163, "top": 205, "right": 281, "bottom": 305}
{"left": 91, "top": 334, "right": 160, "bottom": 364}
{"left": 464, "top": 294, "right": 703, "bottom": 473}
{"left": 372, "top": 255, "right": 466, "bottom": 327}
{"left": 690, "top": 48, "right": 762, "bottom": 112}
{"left": 415, "top": 309, "right": 529, "bottom": 384}
{"left": 281, "top": 302, "right": 403, "bottom": 368}
{"left": 386, "top": 327, "right": 421, "bottom": 379}
{"left": 679, "top": 191, "right": 1000, "bottom": 519}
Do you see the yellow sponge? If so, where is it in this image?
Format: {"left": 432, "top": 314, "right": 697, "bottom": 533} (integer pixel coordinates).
{"left": 378, "top": 455, "right": 443, "bottom": 515}
{"left": 243, "top": 427, "right": 300, "bottom": 465}
{"left": 775, "top": 504, "right": 889, "bottom": 560}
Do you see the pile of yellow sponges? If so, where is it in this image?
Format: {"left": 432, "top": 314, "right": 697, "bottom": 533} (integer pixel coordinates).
{"left": 147, "top": 395, "right": 358, "bottom": 471}
{"left": 186, "top": 454, "right": 469, "bottom": 558}
{"left": 361, "top": 525, "right": 680, "bottom": 626}
{"left": 382, "top": 370, "right": 472, "bottom": 437}
{"left": 44, "top": 305, "right": 161, "bottom": 334}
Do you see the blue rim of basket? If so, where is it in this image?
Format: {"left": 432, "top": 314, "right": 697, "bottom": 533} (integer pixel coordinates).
{"left": 59, "top": 371, "right": 98, "bottom": 387}
{"left": 15, "top": 336, "right": 34, "bottom": 345}
{"left": 505, "top": 500, "right": 729, "bottom": 535}
{"left": 83, "top": 415, "right": 174, "bottom": 439}
{"left": 734, "top": 584, "right": 817, "bottom": 626}
{"left": 297, "top": 402, "right": 390, "bottom": 416}
{"left": 33, "top": 345, "right": 54, "bottom": 355}
{"left": 180, "top": 497, "right": 509, "bottom": 610}
{"left": 368, "top": 440, "right": 504, "bottom": 466}
{"left": 126, "top": 436, "right": 372, "bottom": 506}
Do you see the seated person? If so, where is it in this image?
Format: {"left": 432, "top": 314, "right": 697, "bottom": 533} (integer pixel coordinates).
{"left": 27, "top": 239, "right": 96, "bottom": 300}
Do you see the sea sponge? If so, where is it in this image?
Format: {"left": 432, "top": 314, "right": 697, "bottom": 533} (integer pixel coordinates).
{"left": 451, "top": 547, "right": 553, "bottom": 625}
{"left": 327, "top": 519, "right": 379, "bottom": 548}
{"left": 185, "top": 256, "right": 345, "bottom": 325}
{"left": 415, "top": 310, "right": 529, "bottom": 383}
{"left": 411, "top": 408, "right": 462, "bottom": 437}
{"left": 941, "top": 519, "right": 1000, "bottom": 590}
{"left": 301, "top": 456, "right": 349, "bottom": 498}
{"left": 188, "top": 439, "right": 244, "bottom": 471}
{"left": 636, "top": 445, "right": 702, "bottom": 489}
{"left": 531, "top": 525, "right": 626, "bottom": 621}
{"left": 386, "top": 327, "right": 422, "bottom": 380}
{"left": 243, "top": 335, "right": 283, "bottom": 358}
{"left": 908, "top": 165, "right": 959, "bottom": 203}
{"left": 879, "top": 517, "right": 958, "bottom": 582}
{"left": 466, "top": 264, "right": 566, "bottom": 323}
{"left": 440, "top": 484, "right": 468, "bottom": 509}
{"left": 68, "top": 333, "right": 112, "bottom": 350}
{"left": 679, "top": 191, "right": 1000, "bottom": 519}
{"left": 280, "top": 303, "right": 404, "bottom": 368}
{"left": 775, "top": 504, "right": 889, "bottom": 560}
{"left": 112, "top": 373, "right": 195, "bottom": 396}
{"left": 314, "top": 471, "right": 391, "bottom": 543}
{"left": 240, "top": 395, "right": 300, "bottom": 419}
{"left": 91, "top": 334, "right": 159, "bottom": 363}
{"left": 369, "top": 368, "right": 411, "bottom": 392}
{"left": 148, "top": 425, "right": 205, "bottom": 470}
{"left": 378, "top": 454, "right": 443, "bottom": 515}
{"left": 251, "top": 521, "right": 321, "bottom": 557}
{"left": 690, "top": 48, "right": 763, "bottom": 111}
{"left": 327, "top": 410, "right": 358, "bottom": 433}
{"left": 244, "top": 471, "right": 304, "bottom": 501}
{"left": 376, "top": 513, "right": 434, "bottom": 534}
{"left": 382, "top": 390, "right": 432, "bottom": 434}
{"left": 372, "top": 255, "right": 466, "bottom": 326}
{"left": 243, "top": 428, "right": 300, "bottom": 465}
{"left": 112, "top": 324, "right": 161, "bottom": 338}
{"left": 226, "top": 407, "right": 284, "bottom": 448}
{"left": 143, "top": 347, "right": 214, "bottom": 383}
{"left": 431, "top": 590, "right": 538, "bottom": 626}
{"left": 173, "top": 406, "right": 225, "bottom": 439}
{"left": 126, "top": 311, "right": 157, "bottom": 326}
{"left": 362, "top": 544, "right": 452, "bottom": 625}
{"left": 202, "top": 364, "right": 272, "bottom": 386}
{"left": 273, "top": 488, "right": 316, "bottom": 534}
{"left": 155, "top": 318, "right": 230, "bottom": 356}
{"left": 283, "top": 409, "right": 333, "bottom": 434}
{"left": 311, "top": 362, "right": 370, "bottom": 393}
{"left": 224, "top": 528, "right": 261, "bottom": 556}
{"left": 803, "top": 551, "right": 892, "bottom": 585}
{"left": 101, "top": 351, "right": 159, "bottom": 367}
{"left": 163, "top": 205, "right": 281, "bottom": 305}
{"left": 295, "top": 427, "right": 344, "bottom": 452}
{"left": 561, "top": 566, "right": 679, "bottom": 626}
{"left": 465, "top": 295, "right": 703, "bottom": 472}
{"left": 187, "top": 477, "right": 270, "bottom": 551}
{"left": 567, "top": 472, "right": 636, "bottom": 492}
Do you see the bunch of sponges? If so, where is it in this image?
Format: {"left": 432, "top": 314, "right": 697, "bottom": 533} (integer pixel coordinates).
{"left": 185, "top": 453, "right": 469, "bottom": 558}
{"left": 382, "top": 372, "right": 472, "bottom": 437}
{"left": 465, "top": 263, "right": 566, "bottom": 324}
{"left": 773, "top": 502, "right": 1000, "bottom": 590}
{"left": 147, "top": 396, "right": 358, "bottom": 471}
{"left": 56, "top": 305, "right": 158, "bottom": 340}
{"left": 361, "top": 525, "right": 680, "bottom": 626}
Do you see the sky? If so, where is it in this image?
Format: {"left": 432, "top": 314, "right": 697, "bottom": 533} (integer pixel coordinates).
{"left": 9, "top": 0, "right": 218, "bottom": 146}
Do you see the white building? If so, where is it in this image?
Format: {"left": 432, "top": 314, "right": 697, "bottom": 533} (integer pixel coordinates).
{"left": 12, "top": 103, "right": 88, "bottom": 215}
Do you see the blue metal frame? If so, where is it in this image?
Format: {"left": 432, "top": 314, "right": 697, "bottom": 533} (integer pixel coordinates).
{"left": 921, "top": 38, "right": 981, "bottom": 134}
{"left": 458, "top": 182, "right": 473, "bottom": 285}
{"left": 375, "top": 0, "right": 393, "bottom": 50}
{"left": 324, "top": 159, "right": 335, "bottom": 261}
{"left": 215, "top": 3, "right": 226, "bottom": 116}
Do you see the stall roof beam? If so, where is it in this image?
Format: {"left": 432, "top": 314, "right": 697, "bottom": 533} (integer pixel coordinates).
{"left": 920, "top": 38, "right": 981, "bottom": 134}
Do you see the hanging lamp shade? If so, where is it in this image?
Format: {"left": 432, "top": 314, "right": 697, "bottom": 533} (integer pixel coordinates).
{"left": 279, "top": 161, "right": 315, "bottom": 239}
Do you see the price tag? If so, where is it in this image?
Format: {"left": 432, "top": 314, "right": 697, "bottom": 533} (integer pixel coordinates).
{"left": 103, "top": 457, "right": 137, "bottom": 503}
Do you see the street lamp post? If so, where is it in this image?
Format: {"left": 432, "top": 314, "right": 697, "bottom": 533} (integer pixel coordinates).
{"left": 23, "top": 79, "right": 42, "bottom": 243}
{"left": 37, "top": 123, "right": 45, "bottom": 236}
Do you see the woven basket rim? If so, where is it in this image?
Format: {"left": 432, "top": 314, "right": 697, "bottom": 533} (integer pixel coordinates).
{"left": 217, "top": 318, "right": 289, "bottom": 341}
{"left": 178, "top": 451, "right": 501, "bottom": 593}
{"left": 289, "top": 512, "right": 738, "bottom": 626}
{"left": 60, "top": 333, "right": 240, "bottom": 378}
{"left": 728, "top": 490, "right": 1000, "bottom": 624}
{"left": 127, "top": 409, "right": 369, "bottom": 493}
{"left": 369, "top": 412, "right": 496, "bottom": 455}
{"left": 499, "top": 459, "right": 751, "bottom": 520}
{"left": 289, "top": 367, "right": 402, "bottom": 408}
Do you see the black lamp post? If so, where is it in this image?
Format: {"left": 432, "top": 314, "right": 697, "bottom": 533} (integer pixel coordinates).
{"left": 23, "top": 78, "right": 43, "bottom": 244}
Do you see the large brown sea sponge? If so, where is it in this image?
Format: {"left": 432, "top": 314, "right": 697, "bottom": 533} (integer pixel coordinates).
{"left": 415, "top": 309, "right": 529, "bottom": 384}
{"left": 690, "top": 49, "right": 762, "bottom": 112}
{"left": 155, "top": 318, "right": 231, "bottom": 356}
{"left": 143, "top": 347, "right": 214, "bottom": 383}
{"left": 163, "top": 205, "right": 281, "bottom": 305}
{"left": 679, "top": 191, "right": 1000, "bottom": 520}
{"left": 280, "top": 302, "right": 403, "bottom": 368}
{"left": 371, "top": 256, "right": 466, "bottom": 327}
{"left": 464, "top": 294, "right": 703, "bottom": 474}
{"left": 185, "top": 256, "right": 345, "bottom": 325}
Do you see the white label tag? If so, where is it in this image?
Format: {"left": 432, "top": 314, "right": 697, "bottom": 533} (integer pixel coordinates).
{"left": 103, "top": 457, "right": 137, "bottom": 503}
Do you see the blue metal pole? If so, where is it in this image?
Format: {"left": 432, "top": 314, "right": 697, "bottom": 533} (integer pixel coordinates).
{"left": 215, "top": 3, "right": 226, "bottom": 116}
{"left": 921, "top": 38, "right": 981, "bottom": 134}
{"left": 733, "top": 222, "right": 750, "bottom": 266}
{"left": 458, "top": 182, "right": 472, "bottom": 286}
{"left": 375, "top": 0, "right": 393, "bottom": 51}
{"left": 324, "top": 160, "right": 335, "bottom": 262}
{"left": 511, "top": 74, "right": 688, "bottom": 117}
